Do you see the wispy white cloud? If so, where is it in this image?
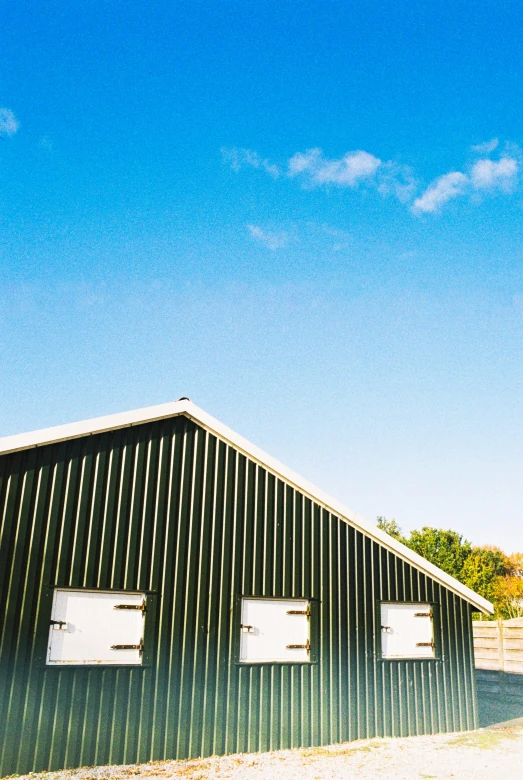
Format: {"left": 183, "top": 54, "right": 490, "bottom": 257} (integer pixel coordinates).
{"left": 225, "top": 145, "right": 416, "bottom": 204}
{"left": 471, "top": 138, "right": 499, "bottom": 154}
{"left": 287, "top": 148, "right": 416, "bottom": 203}
{"left": 377, "top": 161, "right": 417, "bottom": 203}
{"left": 288, "top": 148, "right": 381, "bottom": 187}
{"left": 226, "top": 139, "right": 521, "bottom": 216}
{"left": 0, "top": 108, "right": 19, "bottom": 137}
{"left": 412, "top": 171, "right": 468, "bottom": 213}
{"left": 221, "top": 147, "right": 279, "bottom": 177}
{"left": 413, "top": 151, "right": 519, "bottom": 213}
{"left": 246, "top": 224, "right": 289, "bottom": 250}
{"left": 470, "top": 156, "right": 518, "bottom": 190}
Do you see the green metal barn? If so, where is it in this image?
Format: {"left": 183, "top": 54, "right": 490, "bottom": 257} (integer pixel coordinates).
{"left": 0, "top": 399, "right": 493, "bottom": 776}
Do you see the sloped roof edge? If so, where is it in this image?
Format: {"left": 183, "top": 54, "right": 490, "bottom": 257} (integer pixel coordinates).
{"left": 0, "top": 399, "right": 494, "bottom": 614}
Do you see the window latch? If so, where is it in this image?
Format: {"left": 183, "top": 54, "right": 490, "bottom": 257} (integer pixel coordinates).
{"left": 50, "top": 619, "right": 67, "bottom": 631}
{"left": 286, "top": 639, "right": 310, "bottom": 651}
{"left": 381, "top": 625, "right": 392, "bottom": 633}
{"left": 416, "top": 641, "right": 435, "bottom": 647}
{"left": 114, "top": 600, "right": 146, "bottom": 613}
{"left": 241, "top": 624, "right": 254, "bottom": 633}
{"left": 286, "top": 608, "right": 310, "bottom": 618}
{"left": 414, "top": 611, "right": 432, "bottom": 618}
{"left": 110, "top": 639, "right": 144, "bottom": 654}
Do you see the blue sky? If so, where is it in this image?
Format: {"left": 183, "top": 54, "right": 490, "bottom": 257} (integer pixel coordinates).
{"left": 1, "top": 1, "right": 522, "bottom": 551}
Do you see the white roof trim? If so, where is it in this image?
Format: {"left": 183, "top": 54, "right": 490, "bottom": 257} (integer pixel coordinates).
{"left": 0, "top": 399, "right": 494, "bottom": 614}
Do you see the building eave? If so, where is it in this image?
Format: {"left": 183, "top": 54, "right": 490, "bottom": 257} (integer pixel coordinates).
{"left": 0, "top": 399, "right": 494, "bottom": 615}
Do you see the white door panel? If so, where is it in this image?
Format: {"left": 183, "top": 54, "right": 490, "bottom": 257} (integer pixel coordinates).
{"left": 381, "top": 603, "right": 434, "bottom": 659}
{"left": 240, "top": 599, "right": 309, "bottom": 662}
{"left": 47, "top": 590, "right": 145, "bottom": 665}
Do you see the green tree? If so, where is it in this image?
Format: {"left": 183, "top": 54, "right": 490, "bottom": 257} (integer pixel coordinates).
{"left": 491, "top": 576, "right": 523, "bottom": 620}
{"left": 490, "top": 553, "right": 523, "bottom": 619}
{"left": 404, "top": 527, "right": 472, "bottom": 581}
{"left": 507, "top": 552, "right": 523, "bottom": 578}
{"left": 376, "top": 518, "right": 523, "bottom": 619}
{"left": 460, "top": 546, "right": 509, "bottom": 603}
{"left": 376, "top": 516, "right": 405, "bottom": 542}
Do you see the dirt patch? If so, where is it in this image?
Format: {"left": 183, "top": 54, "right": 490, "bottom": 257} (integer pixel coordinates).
{"left": 445, "top": 729, "right": 521, "bottom": 749}
{"left": 5, "top": 727, "right": 523, "bottom": 780}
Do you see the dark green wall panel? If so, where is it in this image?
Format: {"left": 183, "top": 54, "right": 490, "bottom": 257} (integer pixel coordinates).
{"left": 0, "top": 415, "right": 477, "bottom": 775}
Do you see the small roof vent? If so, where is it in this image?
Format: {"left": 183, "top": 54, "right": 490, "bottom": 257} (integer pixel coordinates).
{"left": 177, "top": 396, "right": 190, "bottom": 402}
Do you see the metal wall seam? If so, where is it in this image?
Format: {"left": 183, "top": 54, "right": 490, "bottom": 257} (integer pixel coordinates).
{"left": 0, "top": 415, "right": 478, "bottom": 775}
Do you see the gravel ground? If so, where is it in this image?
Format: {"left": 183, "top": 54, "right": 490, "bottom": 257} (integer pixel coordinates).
{"left": 6, "top": 727, "right": 523, "bottom": 780}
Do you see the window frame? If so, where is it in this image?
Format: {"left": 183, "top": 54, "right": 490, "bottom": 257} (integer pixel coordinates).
{"left": 235, "top": 595, "right": 318, "bottom": 665}
{"left": 40, "top": 586, "right": 158, "bottom": 669}
{"left": 375, "top": 600, "right": 442, "bottom": 662}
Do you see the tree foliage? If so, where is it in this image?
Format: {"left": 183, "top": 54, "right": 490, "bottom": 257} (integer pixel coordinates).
{"left": 460, "top": 546, "right": 508, "bottom": 602}
{"left": 490, "top": 576, "right": 523, "bottom": 620}
{"left": 376, "top": 516, "right": 405, "bottom": 542}
{"left": 507, "top": 552, "right": 523, "bottom": 578}
{"left": 375, "top": 516, "right": 520, "bottom": 618}
{"left": 405, "top": 527, "right": 472, "bottom": 581}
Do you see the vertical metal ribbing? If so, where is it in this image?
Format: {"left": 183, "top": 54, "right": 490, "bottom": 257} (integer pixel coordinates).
{"left": 200, "top": 433, "right": 219, "bottom": 757}
{"left": 187, "top": 428, "right": 208, "bottom": 757}
{"left": 455, "top": 599, "right": 466, "bottom": 729}
{"left": 0, "top": 416, "right": 480, "bottom": 776}
{"left": 135, "top": 432, "right": 156, "bottom": 591}
{"left": 211, "top": 437, "right": 229, "bottom": 757}
{"left": 162, "top": 419, "right": 188, "bottom": 758}
{"left": 222, "top": 445, "right": 236, "bottom": 755}
{"left": 96, "top": 436, "right": 119, "bottom": 588}
{"left": 453, "top": 592, "right": 464, "bottom": 731}
{"left": 435, "top": 583, "right": 447, "bottom": 732}
{"left": 82, "top": 443, "right": 104, "bottom": 588}
{"left": 442, "top": 587, "right": 453, "bottom": 731}
{"left": 354, "top": 528, "right": 362, "bottom": 738}
{"left": 209, "top": 438, "right": 227, "bottom": 757}
{"left": 346, "top": 525, "right": 354, "bottom": 741}
{"left": 140, "top": 424, "right": 167, "bottom": 767}
{"left": 429, "top": 579, "right": 439, "bottom": 735}
{"left": 465, "top": 604, "right": 478, "bottom": 729}
{"left": 176, "top": 420, "right": 200, "bottom": 758}
{"left": 457, "top": 599, "right": 468, "bottom": 729}
{"left": 369, "top": 540, "right": 378, "bottom": 738}
{"left": 363, "top": 536, "right": 372, "bottom": 738}
{"left": 236, "top": 454, "right": 250, "bottom": 755}
{"left": 150, "top": 422, "right": 175, "bottom": 759}
{"left": 1, "top": 450, "right": 35, "bottom": 771}
{"left": 13, "top": 465, "right": 38, "bottom": 772}
{"left": 331, "top": 512, "right": 339, "bottom": 745}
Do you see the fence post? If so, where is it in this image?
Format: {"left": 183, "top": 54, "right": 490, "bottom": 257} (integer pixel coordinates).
{"left": 498, "top": 618, "right": 505, "bottom": 673}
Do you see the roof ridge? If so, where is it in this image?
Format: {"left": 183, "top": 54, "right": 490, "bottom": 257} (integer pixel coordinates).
{"left": 0, "top": 399, "right": 494, "bottom": 614}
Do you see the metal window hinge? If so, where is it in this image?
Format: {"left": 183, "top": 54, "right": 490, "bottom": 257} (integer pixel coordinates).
{"left": 114, "top": 600, "right": 146, "bottom": 613}
{"left": 286, "top": 639, "right": 310, "bottom": 651}
{"left": 286, "top": 607, "right": 310, "bottom": 618}
{"left": 110, "top": 639, "right": 144, "bottom": 653}
{"left": 414, "top": 611, "right": 433, "bottom": 618}
{"left": 416, "top": 641, "right": 435, "bottom": 647}
{"left": 50, "top": 620, "right": 67, "bottom": 631}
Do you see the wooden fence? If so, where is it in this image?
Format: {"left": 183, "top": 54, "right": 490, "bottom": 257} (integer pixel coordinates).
{"left": 473, "top": 618, "right": 523, "bottom": 725}
{"left": 473, "top": 618, "right": 523, "bottom": 674}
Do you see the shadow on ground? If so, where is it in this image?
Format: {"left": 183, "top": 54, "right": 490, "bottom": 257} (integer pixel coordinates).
{"left": 477, "top": 670, "right": 523, "bottom": 727}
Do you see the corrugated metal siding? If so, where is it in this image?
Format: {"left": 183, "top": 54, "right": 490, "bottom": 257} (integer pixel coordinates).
{"left": 0, "top": 415, "right": 477, "bottom": 775}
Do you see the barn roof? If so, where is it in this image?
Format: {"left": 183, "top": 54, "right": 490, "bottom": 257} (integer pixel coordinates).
{"left": 0, "top": 398, "right": 494, "bottom": 614}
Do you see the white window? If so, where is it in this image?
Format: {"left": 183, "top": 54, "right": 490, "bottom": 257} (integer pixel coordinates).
{"left": 47, "top": 589, "right": 146, "bottom": 665}
{"left": 240, "top": 598, "right": 310, "bottom": 663}
{"left": 380, "top": 603, "right": 435, "bottom": 659}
